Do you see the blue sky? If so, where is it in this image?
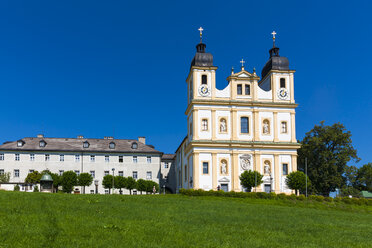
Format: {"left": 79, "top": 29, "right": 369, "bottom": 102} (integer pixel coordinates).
{"left": 0, "top": 0, "right": 371, "bottom": 166}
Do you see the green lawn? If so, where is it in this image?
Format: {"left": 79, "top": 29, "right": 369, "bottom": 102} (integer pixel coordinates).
{"left": 0, "top": 191, "right": 371, "bottom": 248}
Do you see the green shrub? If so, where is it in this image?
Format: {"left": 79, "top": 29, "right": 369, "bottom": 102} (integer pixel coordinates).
{"left": 334, "top": 197, "right": 342, "bottom": 203}
{"left": 297, "top": 195, "right": 306, "bottom": 201}
{"left": 277, "top": 193, "right": 287, "bottom": 200}
{"left": 315, "top": 195, "right": 324, "bottom": 202}
{"left": 324, "top": 197, "right": 333, "bottom": 202}
{"left": 287, "top": 194, "right": 297, "bottom": 200}
{"left": 342, "top": 197, "right": 352, "bottom": 204}
{"left": 268, "top": 192, "right": 277, "bottom": 199}
{"left": 33, "top": 185, "right": 39, "bottom": 192}
{"left": 14, "top": 185, "right": 20, "bottom": 191}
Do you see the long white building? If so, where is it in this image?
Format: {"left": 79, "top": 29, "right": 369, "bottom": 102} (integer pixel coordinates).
{"left": 0, "top": 135, "right": 164, "bottom": 194}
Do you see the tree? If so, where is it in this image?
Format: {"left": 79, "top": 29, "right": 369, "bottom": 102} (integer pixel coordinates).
{"left": 356, "top": 163, "right": 372, "bottom": 192}
{"left": 239, "top": 170, "right": 263, "bottom": 192}
{"left": 60, "top": 171, "right": 78, "bottom": 193}
{"left": 14, "top": 184, "right": 20, "bottom": 191}
{"left": 298, "top": 122, "right": 360, "bottom": 196}
{"left": 0, "top": 172, "right": 10, "bottom": 183}
{"left": 78, "top": 173, "right": 93, "bottom": 194}
{"left": 285, "top": 171, "right": 310, "bottom": 195}
{"left": 102, "top": 175, "right": 113, "bottom": 194}
{"left": 136, "top": 179, "right": 147, "bottom": 194}
{"left": 144, "top": 180, "right": 159, "bottom": 194}
{"left": 125, "top": 177, "right": 137, "bottom": 195}
{"left": 25, "top": 171, "right": 42, "bottom": 184}
{"left": 114, "top": 176, "right": 127, "bottom": 194}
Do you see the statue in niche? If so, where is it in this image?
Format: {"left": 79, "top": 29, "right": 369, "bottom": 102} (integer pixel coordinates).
{"left": 240, "top": 155, "right": 252, "bottom": 171}
{"left": 264, "top": 161, "right": 271, "bottom": 175}
{"left": 221, "top": 160, "right": 227, "bottom": 174}
{"left": 263, "top": 120, "right": 270, "bottom": 134}
{"left": 220, "top": 119, "right": 227, "bottom": 132}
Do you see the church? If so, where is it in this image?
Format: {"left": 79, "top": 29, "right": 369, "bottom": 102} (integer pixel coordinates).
{"left": 175, "top": 29, "right": 300, "bottom": 193}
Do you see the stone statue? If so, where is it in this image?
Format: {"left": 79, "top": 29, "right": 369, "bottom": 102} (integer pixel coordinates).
{"left": 263, "top": 120, "right": 270, "bottom": 134}
{"left": 264, "top": 161, "right": 271, "bottom": 175}
{"left": 220, "top": 119, "right": 227, "bottom": 132}
{"left": 221, "top": 160, "right": 227, "bottom": 174}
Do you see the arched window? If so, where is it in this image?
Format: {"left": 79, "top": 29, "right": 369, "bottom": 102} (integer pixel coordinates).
{"left": 280, "top": 78, "right": 286, "bottom": 88}
{"left": 109, "top": 142, "right": 115, "bottom": 149}
{"left": 263, "top": 119, "right": 270, "bottom": 134}
{"left": 201, "top": 75, "right": 207, "bottom": 85}
{"left": 131, "top": 142, "right": 138, "bottom": 149}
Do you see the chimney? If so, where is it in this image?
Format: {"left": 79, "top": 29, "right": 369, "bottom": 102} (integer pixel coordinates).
{"left": 77, "top": 135, "right": 84, "bottom": 139}
{"left": 108, "top": 136, "right": 114, "bottom": 140}
{"left": 138, "top": 137, "right": 146, "bottom": 144}
{"left": 37, "top": 134, "right": 44, "bottom": 138}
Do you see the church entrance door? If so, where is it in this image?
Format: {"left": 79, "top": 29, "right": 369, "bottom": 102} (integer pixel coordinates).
{"left": 221, "top": 184, "right": 228, "bottom": 192}
{"left": 264, "top": 184, "right": 271, "bottom": 193}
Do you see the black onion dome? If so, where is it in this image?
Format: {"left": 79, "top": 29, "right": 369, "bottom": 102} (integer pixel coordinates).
{"left": 261, "top": 46, "right": 289, "bottom": 79}
{"left": 190, "top": 43, "right": 213, "bottom": 68}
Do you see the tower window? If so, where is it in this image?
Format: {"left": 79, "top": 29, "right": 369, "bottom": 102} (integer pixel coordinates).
{"left": 282, "top": 163, "right": 288, "bottom": 175}
{"left": 240, "top": 117, "right": 249, "bottom": 134}
{"left": 202, "top": 162, "right": 209, "bottom": 174}
{"left": 201, "top": 119, "right": 208, "bottom": 131}
{"left": 201, "top": 75, "right": 207, "bottom": 85}
{"left": 280, "top": 78, "right": 286, "bottom": 88}
{"left": 245, "top": 84, "right": 251, "bottom": 95}
{"left": 281, "top": 121, "right": 288, "bottom": 133}
{"left": 237, "top": 84, "right": 242, "bottom": 95}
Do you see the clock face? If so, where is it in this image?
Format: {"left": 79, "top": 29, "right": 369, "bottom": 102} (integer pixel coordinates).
{"left": 277, "top": 88, "right": 288, "bottom": 100}
{"left": 199, "top": 85, "right": 210, "bottom": 97}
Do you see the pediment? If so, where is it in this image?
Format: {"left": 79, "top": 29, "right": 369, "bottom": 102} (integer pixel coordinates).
{"left": 218, "top": 177, "right": 230, "bottom": 182}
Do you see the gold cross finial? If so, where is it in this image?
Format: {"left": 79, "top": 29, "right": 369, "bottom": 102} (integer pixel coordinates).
{"left": 271, "top": 31, "right": 277, "bottom": 47}
{"left": 240, "top": 58, "right": 245, "bottom": 69}
{"left": 198, "top": 27, "right": 204, "bottom": 42}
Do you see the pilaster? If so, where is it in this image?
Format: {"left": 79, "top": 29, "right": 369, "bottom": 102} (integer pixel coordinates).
{"left": 193, "top": 153, "right": 199, "bottom": 189}
{"left": 232, "top": 152, "right": 239, "bottom": 191}
{"left": 273, "top": 111, "right": 279, "bottom": 142}
{"left": 232, "top": 109, "right": 238, "bottom": 140}
{"left": 212, "top": 153, "right": 217, "bottom": 190}
{"left": 274, "top": 154, "right": 280, "bottom": 193}
{"left": 290, "top": 112, "right": 296, "bottom": 142}
{"left": 211, "top": 110, "right": 216, "bottom": 140}
{"left": 193, "top": 110, "right": 199, "bottom": 140}
{"left": 253, "top": 110, "right": 259, "bottom": 141}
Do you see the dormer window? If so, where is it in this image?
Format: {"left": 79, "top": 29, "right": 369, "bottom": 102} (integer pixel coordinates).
{"left": 131, "top": 142, "right": 138, "bottom": 149}
{"left": 83, "top": 141, "right": 90, "bottom": 148}
{"left": 280, "top": 78, "right": 286, "bottom": 88}
{"left": 39, "top": 140, "right": 46, "bottom": 147}
{"left": 109, "top": 142, "right": 115, "bottom": 149}
{"left": 201, "top": 75, "right": 207, "bottom": 85}
{"left": 17, "top": 140, "right": 24, "bottom": 147}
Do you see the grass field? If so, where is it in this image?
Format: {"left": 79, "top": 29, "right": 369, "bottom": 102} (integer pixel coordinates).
{"left": 0, "top": 191, "right": 371, "bottom": 248}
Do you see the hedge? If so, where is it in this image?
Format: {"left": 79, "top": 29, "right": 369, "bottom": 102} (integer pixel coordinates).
{"left": 178, "top": 188, "right": 372, "bottom": 206}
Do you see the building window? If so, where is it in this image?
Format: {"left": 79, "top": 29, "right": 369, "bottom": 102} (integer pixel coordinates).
{"left": 146, "top": 171, "right": 152, "bottom": 179}
{"left": 202, "top": 162, "right": 209, "bottom": 174}
{"left": 109, "top": 142, "right": 115, "bottom": 149}
{"left": 245, "top": 84, "right": 250, "bottom": 95}
{"left": 15, "top": 154, "right": 20, "bottom": 161}
{"left": 184, "top": 165, "right": 187, "bottom": 182}
{"left": 201, "top": 75, "right": 207, "bottom": 85}
{"left": 45, "top": 154, "right": 50, "bottom": 161}
{"left": 60, "top": 155, "right": 64, "bottom": 162}
{"left": 90, "top": 170, "right": 95, "bottom": 178}
{"left": 74, "top": 170, "right": 80, "bottom": 176}
{"left": 190, "top": 122, "right": 193, "bottom": 136}
{"left": 119, "top": 156, "right": 123, "bottom": 163}
{"left": 263, "top": 119, "right": 270, "bottom": 135}
{"left": 90, "top": 155, "right": 95, "bottom": 162}
{"left": 104, "top": 171, "right": 109, "bottom": 176}
{"left": 105, "top": 189, "right": 109, "bottom": 194}
{"left": 90, "top": 190, "right": 95, "bottom": 194}
{"left": 17, "top": 141, "right": 24, "bottom": 147}
{"left": 201, "top": 119, "right": 208, "bottom": 131}
{"left": 83, "top": 141, "right": 89, "bottom": 148}
{"left": 39, "top": 140, "right": 46, "bottom": 147}
{"left": 280, "top": 78, "right": 286, "bottom": 88}
{"left": 131, "top": 142, "right": 138, "bottom": 149}
{"left": 75, "top": 155, "right": 80, "bottom": 162}
{"left": 0, "top": 169, "right": 4, "bottom": 175}
{"left": 133, "top": 171, "right": 138, "bottom": 179}
{"left": 0, "top": 154, "right": 3, "bottom": 161}
{"left": 118, "top": 171, "right": 123, "bottom": 177}
{"left": 281, "top": 121, "right": 288, "bottom": 133}
{"left": 147, "top": 156, "right": 151, "bottom": 163}
{"left": 133, "top": 156, "right": 138, "bottom": 163}
{"left": 237, "top": 84, "right": 242, "bottom": 95}
{"left": 30, "top": 154, "right": 35, "bottom": 161}
{"left": 59, "top": 170, "right": 64, "bottom": 176}
{"left": 283, "top": 163, "right": 288, "bottom": 175}
{"left": 14, "top": 169, "right": 19, "bottom": 178}
{"left": 164, "top": 162, "right": 169, "bottom": 169}
{"left": 105, "top": 155, "right": 109, "bottom": 163}
{"left": 240, "top": 117, "right": 249, "bottom": 134}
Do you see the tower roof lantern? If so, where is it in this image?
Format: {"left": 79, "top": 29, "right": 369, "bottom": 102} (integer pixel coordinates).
{"left": 190, "top": 27, "right": 213, "bottom": 68}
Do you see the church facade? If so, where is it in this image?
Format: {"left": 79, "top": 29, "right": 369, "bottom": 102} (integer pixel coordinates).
{"left": 175, "top": 32, "right": 300, "bottom": 193}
